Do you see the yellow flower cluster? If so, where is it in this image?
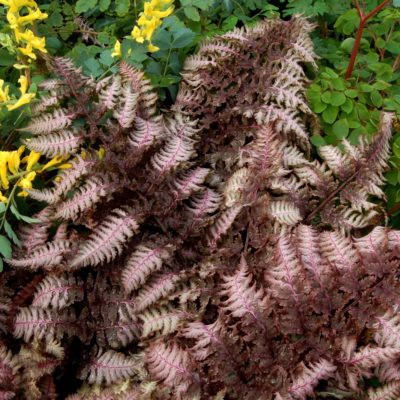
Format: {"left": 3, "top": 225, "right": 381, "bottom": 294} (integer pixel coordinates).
{"left": 0, "top": 0, "right": 48, "bottom": 111}
{"left": 0, "top": 147, "right": 69, "bottom": 202}
{"left": 112, "top": 0, "right": 173, "bottom": 56}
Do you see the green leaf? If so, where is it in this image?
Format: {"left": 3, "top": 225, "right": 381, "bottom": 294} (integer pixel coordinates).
{"left": 171, "top": 28, "right": 196, "bottom": 48}
{"left": 386, "top": 40, "right": 400, "bottom": 54}
{"left": 370, "top": 90, "right": 383, "bottom": 108}
{"left": 394, "top": 0, "right": 400, "bottom": 7}
{"left": 345, "top": 89, "right": 358, "bottom": 98}
{"left": 0, "top": 203, "right": 6, "bottom": 213}
{"left": 321, "top": 91, "right": 332, "bottom": 104}
{"left": 332, "top": 118, "right": 349, "bottom": 139}
{"left": 340, "top": 38, "right": 355, "bottom": 54}
{"left": 0, "top": 259, "right": 3, "bottom": 273}
{"left": 330, "top": 92, "right": 346, "bottom": 106}
{"left": 84, "top": 58, "right": 103, "bottom": 78}
{"left": 341, "top": 98, "right": 354, "bottom": 114}
{"left": 99, "top": 0, "right": 111, "bottom": 11}
{"left": 115, "top": 0, "right": 130, "bottom": 16}
{"left": 17, "top": 215, "right": 41, "bottom": 224}
{"left": 322, "top": 105, "right": 339, "bottom": 124}
{"left": 184, "top": 6, "right": 200, "bottom": 21}
{"left": 4, "top": 220, "right": 21, "bottom": 247}
{"left": 310, "top": 135, "right": 327, "bottom": 147}
{"left": 0, "top": 235, "right": 12, "bottom": 260}
{"left": 75, "top": 0, "right": 98, "bottom": 13}
{"left": 311, "top": 101, "right": 327, "bottom": 113}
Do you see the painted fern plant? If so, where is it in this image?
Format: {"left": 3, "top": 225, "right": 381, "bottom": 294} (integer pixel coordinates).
{"left": 0, "top": 15, "right": 398, "bottom": 400}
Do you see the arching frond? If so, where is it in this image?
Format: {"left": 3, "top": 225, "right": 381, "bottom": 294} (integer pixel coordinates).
{"left": 223, "top": 168, "right": 250, "bottom": 207}
{"left": 207, "top": 205, "right": 242, "bottom": 247}
{"left": 139, "top": 305, "right": 188, "bottom": 338}
{"left": 286, "top": 359, "right": 336, "bottom": 400}
{"left": 32, "top": 274, "right": 83, "bottom": 309}
{"left": 185, "top": 189, "right": 222, "bottom": 220}
{"left": 146, "top": 341, "right": 194, "bottom": 392}
{"left": 113, "top": 83, "right": 138, "bottom": 128}
{"left": 54, "top": 175, "right": 115, "bottom": 220}
{"left": 128, "top": 116, "right": 164, "bottom": 154}
{"left": 169, "top": 167, "right": 210, "bottom": 202}
{"left": 14, "top": 307, "right": 76, "bottom": 342}
{"left": 7, "top": 241, "right": 70, "bottom": 269}
{"left": 367, "top": 381, "right": 400, "bottom": 400}
{"left": 347, "top": 346, "right": 399, "bottom": 370}
{"left": 98, "top": 75, "right": 121, "bottom": 110}
{"left": 21, "top": 109, "right": 73, "bottom": 135}
{"left": 269, "top": 200, "right": 302, "bottom": 226}
{"left": 71, "top": 208, "right": 138, "bottom": 268}
{"left": 374, "top": 308, "right": 400, "bottom": 349}
{"left": 24, "top": 130, "right": 82, "bottom": 158}
{"left": 83, "top": 350, "right": 137, "bottom": 385}
{"left": 122, "top": 244, "right": 173, "bottom": 294}
{"left": 221, "top": 257, "right": 265, "bottom": 324}
{"left": 135, "top": 273, "right": 180, "bottom": 312}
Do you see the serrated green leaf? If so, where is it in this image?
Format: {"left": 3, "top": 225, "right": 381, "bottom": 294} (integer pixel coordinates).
{"left": 321, "top": 91, "right": 332, "bottom": 104}
{"left": 184, "top": 6, "right": 200, "bottom": 21}
{"left": 345, "top": 89, "right": 358, "bottom": 98}
{"left": 75, "top": 0, "right": 98, "bottom": 13}
{"left": 115, "top": 0, "right": 130, "bottom": 16}
{"left": 330, "top": 91, "right": 346, "bottom": 106}
{"left": 370, "top": 90, "right": 383, "bottom": 108}
{"left": 0, "top": 235, "right": 12, "bottom": 260}
{"left": 322, "top": 105, "right": 339, "bottom": 124}
{"left": 332, "top": 118, "right": 349, "bottom": 139}
{"left": 99, "top": 0, "right": 111, "bottom": 11}
{"left": 4, "top": 220, "right": 21, "bottom": 247}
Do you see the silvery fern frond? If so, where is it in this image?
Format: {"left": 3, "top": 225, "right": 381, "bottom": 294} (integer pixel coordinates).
{"left": 146, "top": 341, "right": 195, "bottom": 393}
{"left": 268, "top": 200, "right": 302, "bottom": 226}
{"left": 98, "top": 75, "right": 121, "bottom": 110}
{"left": 7, "top": 241, "right": 71, "bottom": 269}
{"left": 374, "top": 308, "right": 400, "bottom": 349}
{"left": 14, "top": 307, "right": 76, "bottom": 342}
{"left": 284, "top": 359, "right": 336, "bottom": 400}
{"left": 367, "top": 381, "right": 400, "bottom": 400}
{"left": 32, "top": 274, "right": 83, "bottom": 309}
{"left": 207, "top": 205, "right": 242, "bottom": 247}
{"left": 82, "top": 350, "right": 137, "bottom": 385}
{"left": 21, "top": 109, "right": 73, "bottom": 135}
{"left": 128, "top": 116, "right": 164, "bottom": 155}
{"left": 113, "top": 83, "right": 139, "bottom": 128}
{"left": 71, "top": 208, "right": 139, "bottom": 268}
{"left": 54, "top": 175, "right": 116, "bottom": 221}
{"left": 122, "top": 244, "right": 173, "bottom": 294}
{"left": 24, "top": 130, "right": 82, "bottom": 158}
{"left": 168, "top": 167, "right": 210, "bottom": 202}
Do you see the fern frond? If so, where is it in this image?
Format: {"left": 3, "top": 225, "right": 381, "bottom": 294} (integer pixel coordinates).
{"left": 207, "top": 205, "right": 242, "bottom": 247}
{"left": 182, "top": 319, "right": 224, "bottom": 361}
{"left": 287, "top": 359, "right": 336, "bottom": 400}
{"left": 99, "top": 75, "right": 121, "bottom": 110}
{"left": 128, "top": 116, "right": 164, "bottom": 154}
{"left": 367, "top": 381, "right": 400, "bottom": 400}
{"left": 28, "top": 155, "right": 96, "bottom": 204}
{"left": 146, "top": 341, "right": 194, "bottom": 392}
{"left": 21, "top": 109, "right": 73, "bottom": 135}
{"left": 221, "top": 257, "right": 265, "bottom": 324}
{"left": 150, "top": 135, "right": 196, "bottom": 177}
{"left": 374, "top": 309, "right": 400, "bottom": 349}
{"left": 54, "top": 175, "right": 115, "bottom": 220}
{"left": 7, "top": 241, "right": 70, "bottom": 269}
{"left": 122, "top": 244, "right": 173, "bottom": 294}
{"left": 14, "top": 307, "right": 76, "bottom": 342}
{"left": 30, "top": 95, "right": 59, "bottom": 115}
{"left": 223, "top": 168, "right": 250, "bottom": 207}
{"left": 185, "top": 188, "right": 222, "bottom": 220}
{"left": 139, "top": 305, "right": 188, "bottom": 338}
{"left": 135, "top": 272, "right": 180, "bottom": 312}
{"left": 269, "top": 200, "right": 302, "bottom": 226}
{"left": 71, "top": 208, "right": 139, "bottom": 268}
{"left": 83, "top": 350, "right": 136, "bottom": 385}
{"left": 113, "top": 83, "right": 139, "bottom": 128}
{"left": 32, "top": 274, "right": 83, "bottom": 309}
{"left": 24, "top": 130, "right": 82, "bottom": 158}
{"left": 169, "top": 167, "right": 210, "bottom": 202}
{"left": 347, "top": 346, "right": 400, "bottom": 370}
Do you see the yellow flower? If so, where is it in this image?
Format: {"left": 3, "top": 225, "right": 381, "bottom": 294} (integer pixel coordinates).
{"left": 0, "top": 191, "right": 8, "bottom": 203}
{"left": 131, "top": 26, "right": 145, "bottom": 43}
{"left": 147, "top": 43, "right": 160, "bottom": 52}
{"left": 40, "top": 155, "right": 66, "bottom": 172}
{"left": 111, "top": 40, "right": 122, "bottom": 58}
{"left": 7, "top": 73, "right": 35, "bottom": 111}
{"left": 22, "top": 150, "right": 41, "bottom": 171}
{"left": 97, "top": 145, "right": 105, "bottom": 160}
{"left": 0, "top": 153, "right": 10, "bottom": 190}
{"left": 0, "top": 80, "right": 10, "bottom": 103}
{"left": 17, "top": 171, "right": 36, "bottom": 196}
{"left": 7, "top": 145, "right": 24, "bottom": 175}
